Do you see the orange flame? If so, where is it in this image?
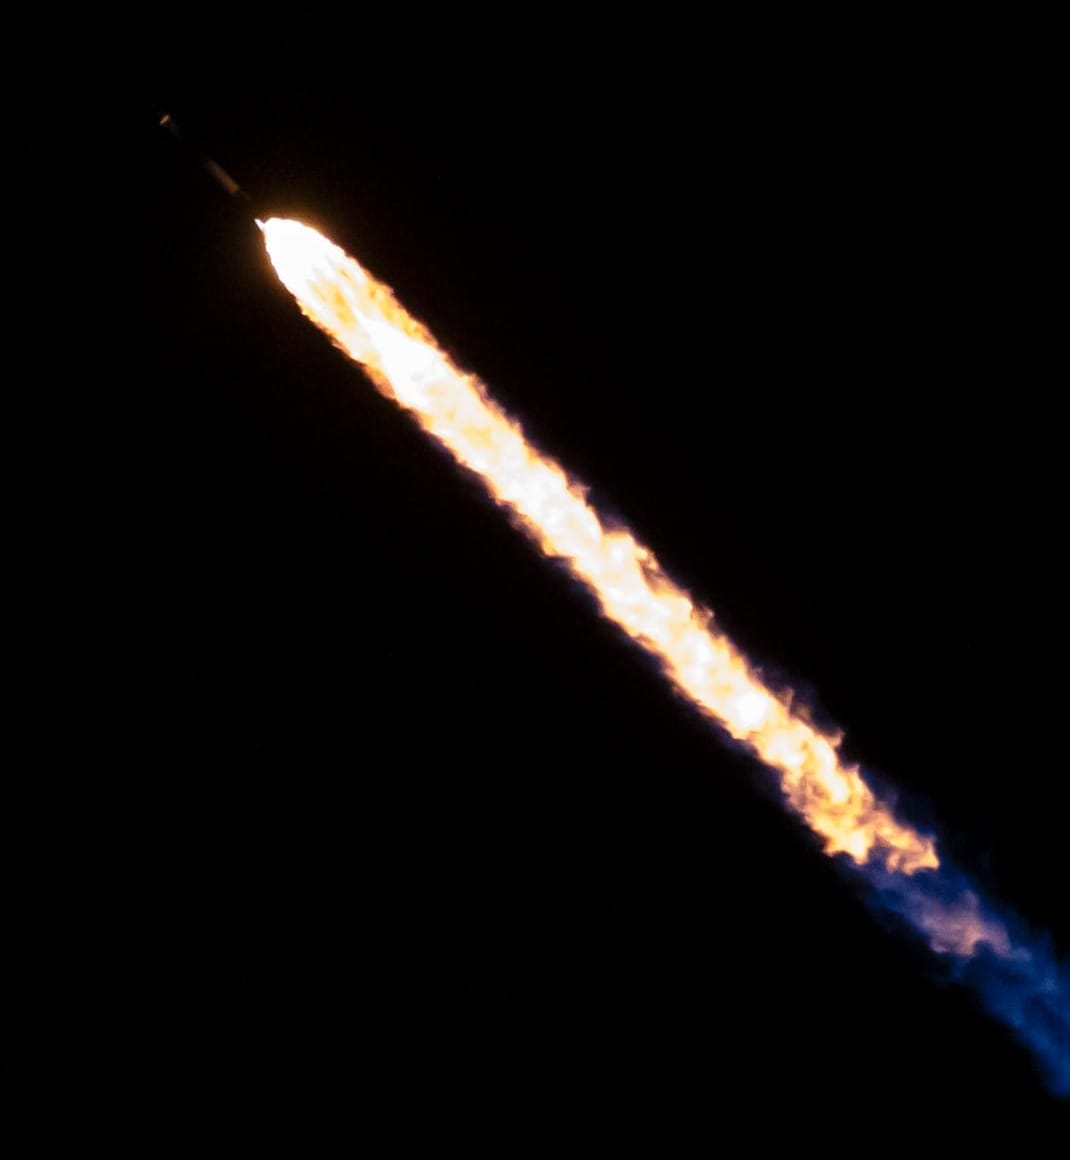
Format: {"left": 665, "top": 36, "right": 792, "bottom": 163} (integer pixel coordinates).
{"left": 261, "top": 218, "right": 938, "bottom": 876}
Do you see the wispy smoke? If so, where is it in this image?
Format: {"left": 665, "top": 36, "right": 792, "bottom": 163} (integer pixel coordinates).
{"left": 862, "top": 859, "right": 1070, "bottom": 1096}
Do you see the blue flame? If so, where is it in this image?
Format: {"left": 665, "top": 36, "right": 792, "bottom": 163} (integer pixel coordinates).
{"left": 856, "top": 858, "right": 1070, "bottom": 1097}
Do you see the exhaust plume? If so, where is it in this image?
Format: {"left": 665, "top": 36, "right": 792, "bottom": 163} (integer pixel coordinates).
{"left": 259, "top": 217, "right": 1068, "bottom": 1095}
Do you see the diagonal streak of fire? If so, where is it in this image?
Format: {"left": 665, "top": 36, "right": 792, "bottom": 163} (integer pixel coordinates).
{"left": 258, "top": 217, "right": 1069, "bottom": 1095}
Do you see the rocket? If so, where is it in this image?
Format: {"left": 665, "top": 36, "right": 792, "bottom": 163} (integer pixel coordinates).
{"left": 158, "top": 113, "right": 251, "bottom": 204}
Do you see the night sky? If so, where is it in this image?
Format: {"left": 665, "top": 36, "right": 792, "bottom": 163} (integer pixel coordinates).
{"left": 11, "top": 8, "right": 1068, "bottom": 1155}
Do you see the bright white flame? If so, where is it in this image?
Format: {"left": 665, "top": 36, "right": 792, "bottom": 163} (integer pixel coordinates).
{"left": 261, "top": 217, "right": 938, "bottom": 877}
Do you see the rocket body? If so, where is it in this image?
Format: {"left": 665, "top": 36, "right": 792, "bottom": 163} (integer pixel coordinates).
{"left": 158, "top": 113, "right": 251, "bottom": 204}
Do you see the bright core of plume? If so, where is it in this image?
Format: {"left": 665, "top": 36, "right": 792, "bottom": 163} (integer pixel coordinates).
{"left": 262, "top": 217, "right": 934, "bottom": 876}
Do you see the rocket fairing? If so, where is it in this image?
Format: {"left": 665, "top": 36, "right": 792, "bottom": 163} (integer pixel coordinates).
{"left": 158, "top": 113, "right": 252, "bottom": 204}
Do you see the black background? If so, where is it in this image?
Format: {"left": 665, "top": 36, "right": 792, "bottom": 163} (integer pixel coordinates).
{"left": 9, "top": 6, "right": 1068, "bottom": 1154}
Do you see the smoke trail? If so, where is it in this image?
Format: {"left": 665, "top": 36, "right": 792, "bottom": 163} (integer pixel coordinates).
{"left": 258, "top": 217, "right": 1069, "bottom": 1095}
{"left": 862, "top": 862, "right": 1070, "bottom": 1095}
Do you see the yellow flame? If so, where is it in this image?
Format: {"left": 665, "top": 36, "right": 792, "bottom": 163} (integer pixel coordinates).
{"left": 261, "top": 218, "right": 938, "bottom": 876}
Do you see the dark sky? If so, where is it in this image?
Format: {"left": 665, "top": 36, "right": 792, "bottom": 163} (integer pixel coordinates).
{"left": 10, "top": 7, "right": 1068, "bottom": 1155}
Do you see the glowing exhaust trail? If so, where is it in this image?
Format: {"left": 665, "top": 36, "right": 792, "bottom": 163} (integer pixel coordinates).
{"left": 259, "top": 217, "right": 1068, "bottom": 1094}
{"left": 261, "top": 219, "right": 933, "bottom": 874}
